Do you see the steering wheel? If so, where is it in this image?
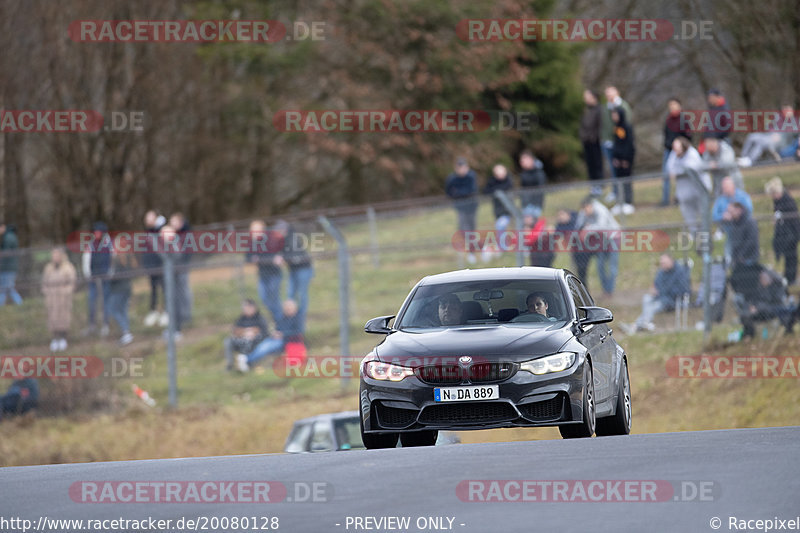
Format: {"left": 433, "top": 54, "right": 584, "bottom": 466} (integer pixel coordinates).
{"left": 510, "top": 312, "right": 549, "bottom": 323}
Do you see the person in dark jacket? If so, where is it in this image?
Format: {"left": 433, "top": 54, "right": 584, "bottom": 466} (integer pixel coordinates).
{"left": 522, "top": 206, "right": 555, "bottom": 267}
{"left": 624, "top": 254, "right": 691, "bottom": 333}
{"left": 724, "top": 201, "right": 761, "bottom": 297}
{"left": 765, "top": 177, "right": 800, "bottom": 284}
{"left": 518, "top": 150, "right": 547, "bottom": 211}
{"left": 704, "top": 88, "right": 731, "bottom": 144}
{"left": 610, "top": 107, "right": 635, "bottom": 215}
{"left": 0, "top": 222, "right": 22, "bottom": 306}
{"left": 579, "top": 89, "right": 603, "bottom": 195}
{"left": 482, "top": 164, "right": 515, "bottom": 259}
{"left": 445, "top": 158, "right": 479, "bottom": 263}
{"left": 82, "top": 221, "right": 112, "bottom": 334}
{"left": 276, "top": 220, "right": 314, "bottom": 333}
{"left": 238, "top": 299, "right": 304, "bottom": 372}
{"left": 142, "top": 210, "right": 167, "bottom": 327}
{"left": 661, "top": 98, "right": 692, "bottom": 206}
{"left": 108, "top": 252, "right": 137, "bottom": 346}
{"left": 555, "top": 208, "right": 589, "bottom": 282}
{"left": 735, "top": 266, "right": 796, "bottom": 338}
{"left": 224, "top": 298, "right": 269, "bottom": 370}
{"left": 0, "top": 378, "right": 39, "bottom": 420}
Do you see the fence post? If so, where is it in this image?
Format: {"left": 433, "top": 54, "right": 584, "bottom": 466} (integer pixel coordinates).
{"left": 686, "top": 168, "right": 713, "bottom": 342}
{"left": 162, "top": 253, "right": 178, "bottom": 408}
{"left": 367, "top": 206, "right": 379, "bottom": 268}
{"left": 318, "top": 215, "right": 350, "bottom": 385}
{"left": 493, "top": 190, "right": 524, "bottom": 267}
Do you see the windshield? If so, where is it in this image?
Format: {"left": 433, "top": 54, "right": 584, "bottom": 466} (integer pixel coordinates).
{"left": 396, "top": 279, "right": 569, "bottom": 330}
{"left": 333, "top": 418, "right": 366, "bottom": 450}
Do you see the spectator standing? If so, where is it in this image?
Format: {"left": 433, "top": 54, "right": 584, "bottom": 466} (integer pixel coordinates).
{"left": 610, "top": 107, "right": 635, "bottom": 215}
{"left": 277, "top": 220, "right": 314, "bottom": 333}
{"left": 518, "top": 151, "right": 547, "bottom": 212}
{"left": 108, "top": 251, "right": 137, "bottom": 346}
{"left": 142, "top": 210, "right": 167, "bottom": 327}
{"left": 579, "top": 89, "right": 603, "bottom": 196}
{"left": 623, "top": 254, "right": 691, "bottom": 333}
{"left": 482, "top": 164, "right": 515, "bottom": 260}
{"left": 576, "top": 196, "right": 620, "bottom": 296}
{"left": 704, "top": 88, "right": 731, "bottom": 145}
{"left": 168, "top": 212, "right": 193, "bottom": 336}
{"left": 82, "top": 221, "right": 112, "bottom": 335}
{"left": 712, "top": 176, "right": 753, "bottom": 225}
{"left": 41, "top": 247, "right": 77, "bottom": 351}
{"left": 703, "top": 136, "right": 743, "bottom": 192}
{"left": 601, "top": 86, "right": 633, "bottom": 202}
{"left": 522, "top": 206, "right": 554, "bottom": 267}
{"left": 445, "top": 158, "right": 479, "bottom": 264}
{"left": 724, "top": 201, "right": 761, "bottom": 297}
{"left": 0, "top": 222, "right": 22, "bottom": 306}
{"left": 555, "top": 208, "right": 589, "bottom": 282}
{"left": 765, "top": 176, "right": 800, "bottom": 284}
{"left": 246, "top": 219, "right": 285, "bottom": 329}
{"left": 666, "top": 137, "right": 711, "bottom": 234}
{"left": 662, "top": 98, "right": 692, "bottom": 206}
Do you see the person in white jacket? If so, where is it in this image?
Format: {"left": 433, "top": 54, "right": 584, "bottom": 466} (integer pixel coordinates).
{"left": 666, "top": 137, "right": 711, "bottom": 234}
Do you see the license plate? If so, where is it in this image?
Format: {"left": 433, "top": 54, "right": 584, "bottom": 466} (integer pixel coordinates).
{"left": 434, "top": 385, "right": 499, "bottom": 402}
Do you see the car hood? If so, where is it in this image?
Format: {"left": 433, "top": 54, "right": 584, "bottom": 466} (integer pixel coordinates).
{"left": 375, "top": 325, "right": 573, "bottom": 364}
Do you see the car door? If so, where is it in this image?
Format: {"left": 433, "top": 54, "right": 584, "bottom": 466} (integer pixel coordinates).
{"left": 568, "top": 276, "right": 611, "bottom": 405}
{"left": 575, "top": 278, "right": 617, "bottom": 404}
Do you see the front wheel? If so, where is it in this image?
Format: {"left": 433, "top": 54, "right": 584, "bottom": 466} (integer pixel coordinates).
{"left": 400, "top": 430, "right": 438, "bottom": 447}
{"left": 559, "top": 361, "right": 596, "bottom": 439}
{"left": 360, "top": 412, "right": 399, "bottom": 449}
{"left": 595, "top": 358, "right": 631, "bottom": 436}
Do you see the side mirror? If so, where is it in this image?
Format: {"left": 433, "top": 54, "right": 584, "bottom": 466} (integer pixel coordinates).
{"left": 365, "top": 315, "right": 395, "bottom": 334}
{"left": 578, "top": 306, "right": 613, "bottom": 326}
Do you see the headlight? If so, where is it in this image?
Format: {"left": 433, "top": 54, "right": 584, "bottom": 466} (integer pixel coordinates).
{"left": 519, "top": 352, "right": 576, "bottom": 375}
{"left": 363, "top": 360, "right": 415, "bottom": 381}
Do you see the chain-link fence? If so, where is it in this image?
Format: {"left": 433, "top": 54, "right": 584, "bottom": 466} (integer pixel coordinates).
{"left": 1, "top": 160, "right": 798, "bottom": 419}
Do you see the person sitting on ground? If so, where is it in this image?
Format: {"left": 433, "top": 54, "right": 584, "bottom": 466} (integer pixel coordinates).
{"left": 437, "top": 293, "right": 463, "bottom": 326}
{"left": 237, "top": 299, "right": 305, "bottom": 372}
{"left": 734, "top": 265, "right": 796, "bottom": 338}
{"left": 0, "top": 378, "right": 39, "bottom": 421}
{"left": 224, "top": 298, "right": 269, "bottom": 371}
{"left": 623, "top": 254, "right": 691, "bottom": 333}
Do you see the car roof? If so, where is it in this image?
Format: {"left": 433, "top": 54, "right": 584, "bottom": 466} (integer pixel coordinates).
{"left": 417, "top": 267, "right": 565, "bottom": 286}
{"left": 291, "top": 410, "right": 360, "bottom": 426}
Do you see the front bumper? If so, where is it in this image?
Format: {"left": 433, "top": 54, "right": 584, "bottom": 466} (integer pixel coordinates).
{"left": 360, "top": 358, "right": 588, "bottom": 433}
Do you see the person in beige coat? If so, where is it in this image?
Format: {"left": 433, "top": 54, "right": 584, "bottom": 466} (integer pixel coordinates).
{"left": 42, "top": 247, "right": 77, "bottom": 352}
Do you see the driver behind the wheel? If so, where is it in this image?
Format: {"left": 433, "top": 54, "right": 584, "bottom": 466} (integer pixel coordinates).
{"left": 525, "top": 292, "right": 557, "bottom": 320}
{"left": 437, "top": 294, "right": 463, "bottom": 326}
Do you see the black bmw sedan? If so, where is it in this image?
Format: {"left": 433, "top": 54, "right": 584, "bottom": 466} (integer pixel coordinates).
{"left": 359, "top": 267, "right": 631, "bottom": 448}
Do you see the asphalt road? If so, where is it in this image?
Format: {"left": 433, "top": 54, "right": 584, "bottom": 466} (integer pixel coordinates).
{"left": 1, "top": 427, "right": 798, "bottom": 533}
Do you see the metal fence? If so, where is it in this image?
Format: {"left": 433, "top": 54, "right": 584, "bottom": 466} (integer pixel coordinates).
{"left": 0, "top": 160, "right": 797, "bottom": 419}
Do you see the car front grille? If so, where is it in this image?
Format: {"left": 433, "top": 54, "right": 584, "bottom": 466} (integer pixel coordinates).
{"left": 375, "top": 403, "right": 417, "bottom": 428}
{"left": 415, "top": 362, "right": 516, "bottom": 385}
{"left": 518, "top": 396, "right": 564, "bottom": 421}
{"left": 415, "top": 365, "right": 462, "bottom": 385}
{"left": 469, "top": 362, "right": 516, "bottom": 383}
{"left": 418, "top": 401, "right": 518, "bottom": 425}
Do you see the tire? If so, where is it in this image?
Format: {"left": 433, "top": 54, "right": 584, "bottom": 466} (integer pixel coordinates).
{"left": 559, "top": 361, "right": 595, "bottom": 439}
{"left": 400, "top": 430, "right": 438, "bottom": 447}
{"left": 360, "top": 411, "right": 399, "bottom": 449}
{"left": 596, "top": 358, "right": 631, "bottom": 436}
